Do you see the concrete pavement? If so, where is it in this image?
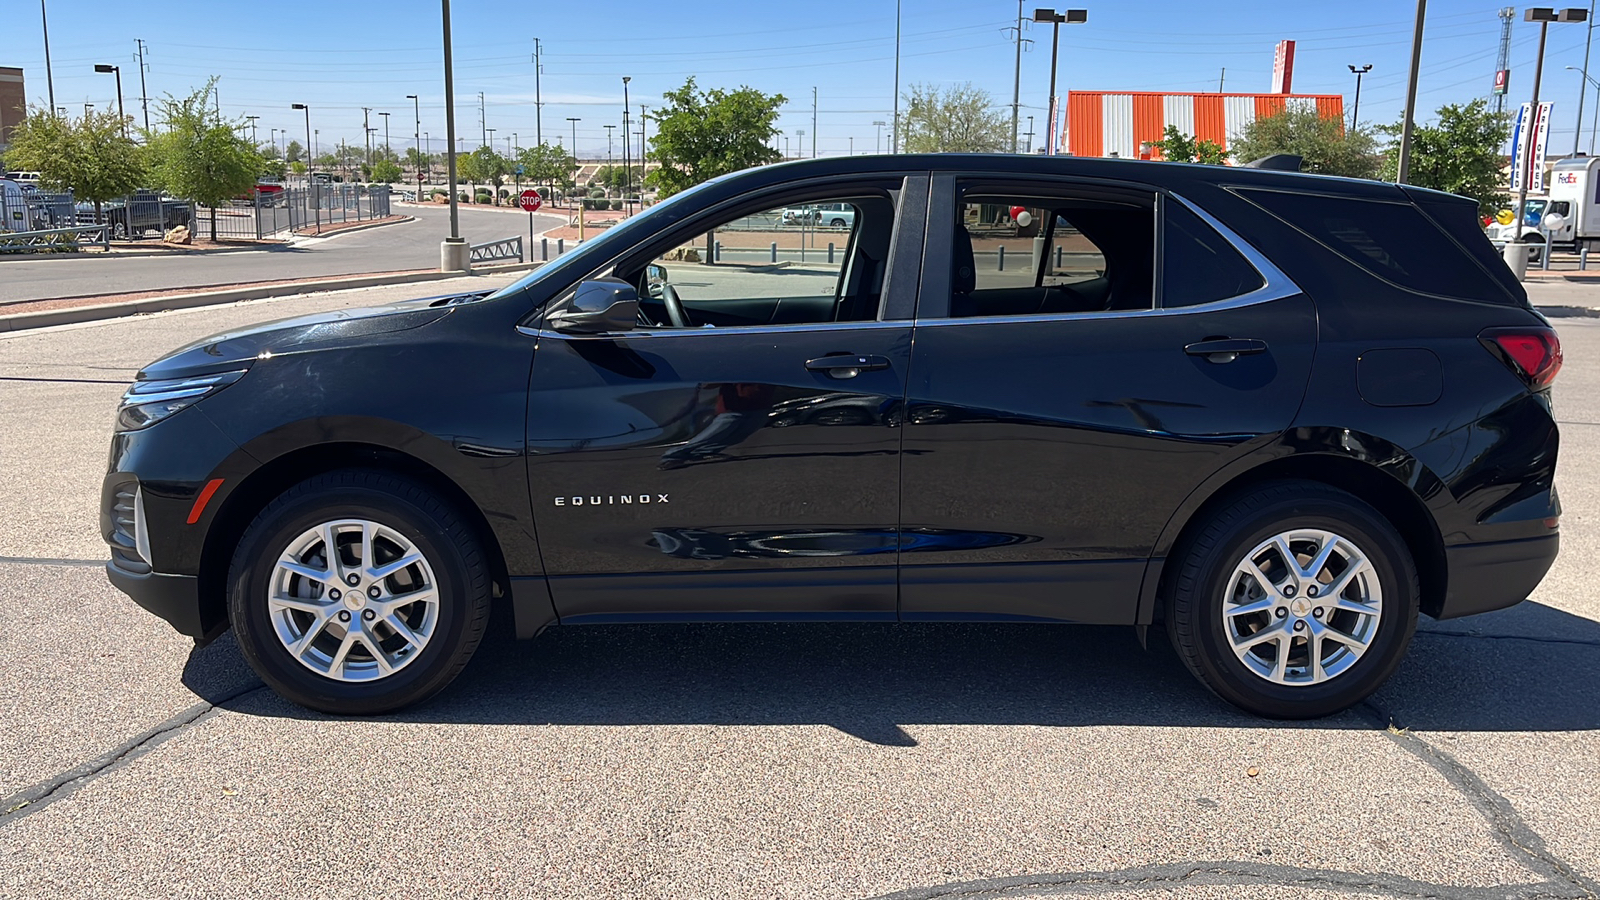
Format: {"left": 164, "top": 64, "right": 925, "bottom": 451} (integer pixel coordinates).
{"left": 0, "top": 279, "right": 1596, "bottom": 898}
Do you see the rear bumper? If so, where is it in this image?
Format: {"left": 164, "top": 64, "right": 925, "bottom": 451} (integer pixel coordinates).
{"left": 1437, "top": 534, "right": 1559, "bottom": 620}
{"left": 106, "top": 562, "right": 224, "bottom": 639}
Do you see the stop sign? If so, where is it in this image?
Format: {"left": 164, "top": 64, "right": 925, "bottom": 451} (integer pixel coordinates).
{"left": 518, "top": 189, "right": 543, "bottom": 212}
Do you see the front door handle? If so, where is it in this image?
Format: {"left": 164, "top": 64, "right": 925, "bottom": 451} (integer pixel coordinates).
{"left": 1184, "top": 338, "right": 1268, "bottom": 364}
{"left": 805, "top": 354, "right": 891, "bottom": 379}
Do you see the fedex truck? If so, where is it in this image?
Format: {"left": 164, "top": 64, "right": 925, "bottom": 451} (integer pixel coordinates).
{"left": 1489, "top": 156, "right": 1600, "bottom": 251}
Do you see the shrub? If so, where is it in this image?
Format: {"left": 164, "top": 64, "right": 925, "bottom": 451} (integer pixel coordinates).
{"left": 457, "top": 192, "right": 469, "bottom": 203}
{"left": 588, "top": 188, "right": 606, "bottom": 199}
{"left": 474, "top": 190, "right": 492, "bottom": 204}
{"left": 609, "top": 199, "right": 622, "bottom": 210}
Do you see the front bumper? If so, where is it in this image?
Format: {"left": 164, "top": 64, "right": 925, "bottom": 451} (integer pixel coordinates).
{"left": 106, "top": 561, "right": 224, "bottom": 639}
{"left": 1437, "top": 533, "right": 1560, "bottom": 620}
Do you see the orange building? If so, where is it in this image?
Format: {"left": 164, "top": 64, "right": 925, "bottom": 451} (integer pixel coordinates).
{"left": 1064, "top": 91, "right": 1345, "bottom": 160}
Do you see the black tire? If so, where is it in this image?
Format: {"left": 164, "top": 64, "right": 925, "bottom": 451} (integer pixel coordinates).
{"left": 1164, "top": 480, "right": 1419, "bottom": 719}
{"left": 227, "top": 469, "right": 492, "bottom": 715}
{"left": 829, "top": 218, "right": 847, "bottom": 228}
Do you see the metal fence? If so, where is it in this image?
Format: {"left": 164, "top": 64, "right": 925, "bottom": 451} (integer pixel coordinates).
{"left": 189, "top": 185, "right": 392, "bottom": 239}
{"left": 0, "top": 191, "right": 76, "bottom": 234}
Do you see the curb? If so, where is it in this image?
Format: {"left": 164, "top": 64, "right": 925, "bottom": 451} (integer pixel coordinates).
{"left": 0, "top": 243, "right": 278, "bottom": 262}
{"left": 0, "top": 261, "right": 542, "bottom": 334}
{"left": 288, "top": 215, "right": 415, "bottom": 242}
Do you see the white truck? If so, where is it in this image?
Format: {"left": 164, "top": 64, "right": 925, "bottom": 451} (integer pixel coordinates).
{"left": 1487, "top": 156, "right": 1600, "bottom": 254}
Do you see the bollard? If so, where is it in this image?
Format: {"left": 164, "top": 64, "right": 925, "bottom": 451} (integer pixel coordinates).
{"left": 541, "top": 238, "right": 548, "bottom": 261}
{"left": 828, "top": 242, "right": 835, "bottom": 264}
{"left": 1582, "top": 243, "right": 1590, "bottom": 272}
{"left": 1055, "top": 245, "right": 1062, "bottom": 269}
{"left": 771, "top": 242, "right": 778, "bottom": 263}
{"left": 1543, "top": 234, "right": 1554, "bottom": 271}
{"left": 715, "top": 240, "right": 722, "bottom": 262}
{"left": 998, "top": 245, "right": 1005, "bottom": 271}
{"left": 557, "top": 238, "right": 565, "bottom": 255}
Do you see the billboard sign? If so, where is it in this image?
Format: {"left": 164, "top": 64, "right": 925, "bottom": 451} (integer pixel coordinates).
{"left": 1272, "top": 40, "right": 1296, "bottom": 94}
{"left": 1493, "top": 69, "right": 1510, "bottom": 96}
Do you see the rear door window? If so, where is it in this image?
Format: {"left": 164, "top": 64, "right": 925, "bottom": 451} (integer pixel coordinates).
{"left": 1161, "top": 201, "right": 1265, "bottom": 308}
{"left": 1238, "top": 189, "right": 1509, "bottom": 304}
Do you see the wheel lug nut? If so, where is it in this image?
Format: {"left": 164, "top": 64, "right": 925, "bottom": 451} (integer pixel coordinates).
{"left": 368, "top": 586, "right": 381, "bottom": 598}
{"left": 1294, "top": 620, "right": 1306, "bottom": 632}
{"left": 362, "top": 609, "right": 375, "bottom": 621}
{"left": 337, "top": 610, "right": 351, "bottom": 622}
{"left": 329, "top": 588, "right": 341, "bottom": 600}
{"left": 1275, "top": 608, "right": 1287, "bottom": 618}
{"left": 1313, "top": 607, "right": 1325, "bottom": 619}
{"left": 1307, "top": 586, "right": 1319, "bottom": 597}
{"left": 1283, "top": 585, "right": 1296, "bottom": 597}
{"left": 346, "top": 574, "right": 360, "bottom": 586}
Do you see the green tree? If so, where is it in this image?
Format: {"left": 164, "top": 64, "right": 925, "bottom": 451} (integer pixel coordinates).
{"left": 516, "top": 142, "right": 576, "bottom": 197}
{"left": 1230, "top": 105, "right": 1379, "bottom": 178}
{"left": 646, "top": 77, "right": 785, "bottom": 198}
{"left": 145, "top": 80, "right": 265, "bottom": 241}
{"left": 285, "top": 139, "right": 304, "bottom": 163}
{"left": 457, "top": 147, "right": 509, "bottom": 201}
{"left": 290, "top": 160, "right": 307, "bottom": 176}
{"left": 1379, "top": 99, "right": 1511, "bottom": 215}
{"left": 1147, "top": 126, "right": 1230, "bottom": 165}
{"left": 3, "top": 107, "right": 146, "bottom": 221}
{"left": 900, "top": 82, "right": 1009, "bottom": 154}
{"left": 371, "top": 159, "right": 403, "bottom": 183}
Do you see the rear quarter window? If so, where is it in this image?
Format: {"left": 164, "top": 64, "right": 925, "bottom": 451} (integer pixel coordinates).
{"left": 1236, "top": 188, "right": 1516, "bottom": 305}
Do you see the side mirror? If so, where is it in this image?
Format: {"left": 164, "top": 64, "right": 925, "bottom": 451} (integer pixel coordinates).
{"left": 645, "top": 263, "right": 668, "bottom": 299}
{"left": 547, "top": 279, "right": 639, "bottom": 334}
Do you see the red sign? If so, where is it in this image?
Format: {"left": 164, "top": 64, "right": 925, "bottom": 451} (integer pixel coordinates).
{"left": 1271, "top": 40, "right": 1296, "bottom": 94}
{"left": 518, "top": 189, "right": 543, "bottom": 212}
{"left": 1494, "top": 69, "right": 1511, "bottom": 96}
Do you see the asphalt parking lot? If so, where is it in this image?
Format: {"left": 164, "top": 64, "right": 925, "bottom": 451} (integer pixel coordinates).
{"left": 1, "top": 278, "right": 1598, "bottom": 899}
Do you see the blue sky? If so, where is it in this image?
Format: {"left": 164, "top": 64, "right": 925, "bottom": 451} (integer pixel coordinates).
{"left": 10, "top": 1, "right": 1600, "bottom": 158}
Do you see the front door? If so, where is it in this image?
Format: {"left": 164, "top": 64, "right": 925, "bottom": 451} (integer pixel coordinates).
{"left": 525, "top": 177, "right": 923, "bottom": 622}
{"left": 897, "top": 175, "right": 1317, "bottom": 624}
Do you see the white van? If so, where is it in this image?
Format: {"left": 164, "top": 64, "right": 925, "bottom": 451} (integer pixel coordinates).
{"left": 0, "top": 179, "right": 28, "bottom": 231}
{"left": 2, "top": 171, "right": 41, "bottom": 189}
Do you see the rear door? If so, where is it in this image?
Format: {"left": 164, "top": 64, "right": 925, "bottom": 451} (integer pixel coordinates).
{"left": 897, "top": 174, "right": 1316, "bottom": 623}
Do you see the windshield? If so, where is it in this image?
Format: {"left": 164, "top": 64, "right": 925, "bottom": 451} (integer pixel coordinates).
{"left": 485, "top": 176, "right": 730, "bottom": 301}
{"left": 1522, "top": 199, "right": 1548, "bottom": 226}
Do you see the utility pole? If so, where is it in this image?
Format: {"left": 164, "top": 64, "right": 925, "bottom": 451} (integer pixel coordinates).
{"left": 1025, "top": 115, "right": 1035, "bottom": 153}
{"left": 892, "top": 0, "right": 902, "bottom": 153}
{"left": 622, "top": 76, "right": 632, "bottom": 211}
{"left": 873, "top": 120, "right": 885, "bottom": 153}
{"left": 1495, "top": 7, "right": 1516, "bottom": 115}
{"left": 812, "top": 86, "right": 818, "bottom": 157}
{"left": 532, "top": 38, "right": 543, "bottom": 149}
{"left": 245, "top": 114, "right": 258, "bottom": 145}
{"left": 1011, "top": 0, "right": 1024, "bottom": 152}
{"left": 1578, "top": 0, "right": 1596, "bottom": 155}
{"left": 380, "top": 110, "right": 390, "bottom": 162}
{"left": 407, "top": 94, "right": 421, "bottom": 175}
{"left": 478, "top": 91, "right": 486, "bottom": 147}
{"left": 40, "top": 0, "right": 56, "bottom": 115}
{"left": 362, "top": 107, "right": 372, "bottom": 167}
{"left": 135, "top": 39, "right": 150, "bottom": 133}
{"left": 1219, "top": 68, "right": 1226, "bottom": 93}
{"left": 1395, "top": 0, "right": 1427, "bottom": 184}
{"left": 639, "top": 105, "right": 650, "bottom": 173}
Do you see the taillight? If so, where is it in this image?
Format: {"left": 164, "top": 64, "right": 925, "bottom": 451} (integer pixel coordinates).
{"left": 1480, "top": 327, "right": 1562, "bottom": 388}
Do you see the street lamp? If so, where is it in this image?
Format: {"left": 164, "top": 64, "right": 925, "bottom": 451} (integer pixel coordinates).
{"left": 1348, "top": 65, "right": 1373, "bottom": 132}
{"left": 1031, "top": 8, "right": 1087, "bottom": 155}
{"left": 292, "top": 103, "right": 312, "bottom": 182}
{"left": 1514, "top": 8, "right": 1590, "bottom": 224}
{"left": 604, "top": 123, "right": 616, "bottom": 194}
{"left": 1568, "top": 66, "right": 1600, "bottom": 154}
{"left": 873, "top": 120, "right": 886, "bottom": 154}
{"left": 567, "top": 117, "right": 581, "bottom": 162}
{"left": 93, "top": 63, "right": 124, "bottom": 135}
{"left": 622, "top": 76, "right": 632, "bottom": 213}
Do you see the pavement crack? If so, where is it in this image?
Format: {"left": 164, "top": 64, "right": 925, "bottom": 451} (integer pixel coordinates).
{"left": 1360, "top": 699, "right": 1600, "bottom": 899}
{"left": 0, "top": 682, "right": 266, "bottom": 827}
{"left": 857, "top": 861, "right": 1588, "bottom": 899}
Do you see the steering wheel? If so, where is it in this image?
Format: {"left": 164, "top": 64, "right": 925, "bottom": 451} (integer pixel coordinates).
{"left": 657, "top": 283, "right": 690, "bottom": 328}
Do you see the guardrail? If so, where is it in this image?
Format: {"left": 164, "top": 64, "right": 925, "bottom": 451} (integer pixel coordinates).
{"left": 0, "top": 224, "right": 111, "bottom": 253}
{"left": 470, "top": 236, "right": 524, "bottom": 264}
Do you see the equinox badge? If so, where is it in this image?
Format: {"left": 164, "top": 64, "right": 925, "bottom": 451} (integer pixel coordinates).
{"left": 555, "top": 494, "right": 670, "bottom": 507}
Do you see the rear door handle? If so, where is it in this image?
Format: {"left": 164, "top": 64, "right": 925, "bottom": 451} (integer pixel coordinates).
{"left": 805, "top": 354, "right": 891, "bottom": 379}
{"left": 1184, "top": 338, "right": 1268, "bottom": 363}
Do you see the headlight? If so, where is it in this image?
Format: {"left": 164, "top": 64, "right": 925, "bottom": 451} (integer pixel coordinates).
{"left": 116, "top": 370, "right": 247, "bottom": 432}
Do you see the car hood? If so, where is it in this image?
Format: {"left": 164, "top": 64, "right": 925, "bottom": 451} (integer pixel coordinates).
{"left": 136, "top": 290, "right": 492, "bottom": 382}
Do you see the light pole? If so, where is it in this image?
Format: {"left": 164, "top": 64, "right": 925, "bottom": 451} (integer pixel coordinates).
{"left": 892, "top": 0, "right": 901, "bottom": 152}
{"left": 1514, "top": 8, "right": 1590, "bottom": 224}
{"left": 292, "top": 104, "right": 312, "bottom": 177}
{"left": 1578, "top": 1, "right": 1597, "bottom": 155}
{"left": 567, "top": 117, "right": 580, "bottom": 163}
{"left": 849, "top": 136, "right": 854, "bottom": 155}
{"left": 41, "top": 0, "right": 56, "bottom": 117}
{"left": 440, "top": 0, "right": 466, "bottom": 272}
{"left": 622, "top": 76, "right": 632, "bottom": 212}
{"left": 1569, "top": 67, "right": 1600, "bottom": 154}
{"left": 1395, "top": 0, "right": 1428, "bottom": 184}
{"left": 1348, "top": 65, "right": 1372, "bottom": 132}
{"left": 604, "top": 123, "right": 616, "bottom": 194}
{"left": 406, "top": 94, "right": 421, "bottom": 177}
{"left": 873, "top": 120, "right": 886, "bottom": 154}
{"left": 796, "top": 129, "right": 806, "bottom": 161}
{"left": 1032, "top": 9, "right": 1087, "bottom": 155}
{"left": 94, "top": 64, "right": 125, "bottom": 135}
{"left": 380, "top": 111, "right": 391, "bottom": 162}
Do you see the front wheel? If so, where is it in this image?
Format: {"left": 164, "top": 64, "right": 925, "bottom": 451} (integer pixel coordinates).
{"left": 1165, "top": 481, "right": 1419, "bottom": 719}
{"left": 227, "top": 470, "right": 492, "bottom": 715}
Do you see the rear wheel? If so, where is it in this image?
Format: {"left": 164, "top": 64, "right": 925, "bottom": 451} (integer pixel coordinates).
{"left": 227, "top": 469, "right": 491, "bottom": 715}
{"left": 1165, "top": 480, "right": 1418, "bottom": 719}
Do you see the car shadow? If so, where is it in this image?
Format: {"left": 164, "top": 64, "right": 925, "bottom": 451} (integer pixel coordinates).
{"left": 182, "top": 601, "right": 1600, "bottom": 743}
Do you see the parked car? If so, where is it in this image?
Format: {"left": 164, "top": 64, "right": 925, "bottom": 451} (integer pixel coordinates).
{"left": 2, "top": 171, "right": 41, "bottom": 189}
{"left": 75, "top": 192, "right": 193, "bottom": 239}
{"left": 105, "top": 154, "right": 1560, "bottom": 719}
{"left": 781, "top": 202, "right": 856, "bottom": 228}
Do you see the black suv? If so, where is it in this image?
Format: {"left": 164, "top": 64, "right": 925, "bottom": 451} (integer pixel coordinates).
{"left": 103, "top": 155, "right": 1561, "bottom": 718}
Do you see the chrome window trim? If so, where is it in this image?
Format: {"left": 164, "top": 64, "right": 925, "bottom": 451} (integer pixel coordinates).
{"left": 520, "top": 319, "right": 912, "bottom": 341}
{"left": 915, "top": 190, "right": 1304, "bottom": 327}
